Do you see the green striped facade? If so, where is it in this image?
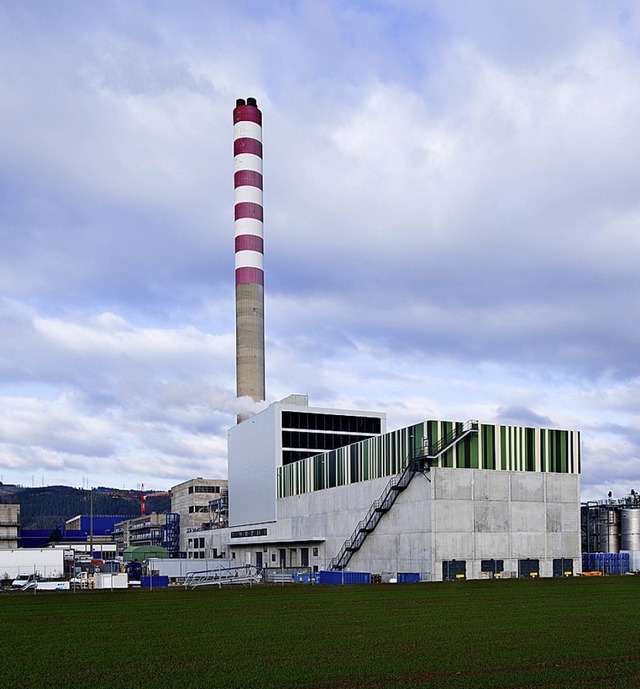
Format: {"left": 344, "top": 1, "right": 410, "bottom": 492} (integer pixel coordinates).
{"left": 277, "top": 420, "right": 580, "bottom": 499}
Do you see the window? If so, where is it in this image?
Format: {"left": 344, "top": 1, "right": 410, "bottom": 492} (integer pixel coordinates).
{"left": 312, "top": 547, "right": 319, "bottom": 557}
{"left": 282, "top": 411, "right": 381, "bottom": 435}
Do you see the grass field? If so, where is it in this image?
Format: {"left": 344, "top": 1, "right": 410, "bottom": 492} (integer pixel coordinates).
{"left": 1, "top": 576, "right": 639, "bottom": 689}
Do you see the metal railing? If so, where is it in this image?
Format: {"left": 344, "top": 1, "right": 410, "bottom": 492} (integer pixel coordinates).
{"left": 183, "top": 564, "right": 262, "bottom": 589}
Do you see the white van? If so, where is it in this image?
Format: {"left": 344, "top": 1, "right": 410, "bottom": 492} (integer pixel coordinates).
{"left": 11, "top": 573, "right": 36, "bottom": 588}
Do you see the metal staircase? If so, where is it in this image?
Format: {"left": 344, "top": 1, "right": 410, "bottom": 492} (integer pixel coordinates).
{"left": 328, "top": 420, "right": 478, "bottom": 571}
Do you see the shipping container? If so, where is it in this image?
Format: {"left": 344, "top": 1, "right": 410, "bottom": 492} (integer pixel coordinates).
{"left": 397, "top": 572, "right": 420, "bottom": 583}
{"left": 94, "top": 573, "right": 128, "bottom": 589}
{"left": 141, "top": 575, "right": 169, "bottom": 588}
{"left": 319, "top": 570, "right": 371, "bottom": 585}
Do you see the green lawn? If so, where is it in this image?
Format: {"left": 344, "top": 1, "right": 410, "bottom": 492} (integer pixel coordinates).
{"left": 1, "top": 576, "right": 639, "bottom": 689}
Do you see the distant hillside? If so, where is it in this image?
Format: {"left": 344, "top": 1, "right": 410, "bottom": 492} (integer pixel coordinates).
{"left": 0, "top": 484, "right": 171, "bottom": 529}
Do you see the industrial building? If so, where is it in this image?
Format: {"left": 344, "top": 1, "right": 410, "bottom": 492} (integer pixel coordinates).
{"left": 581, "top": 495, "right": 640, "bottom": 572}
{"left": 0, "top": 504, "right": 20, "bottom": 549}
{"left": 112, "top": 512, "right": 179, "bottom": 557}
{"left": 169, "top": 478, "right": 227, "bottom": 556}
{"left": 200, "top": 395, "right": 580, "bottom": 579}
{"left": 177, "top": 97, "right": 585, "bottom": 581}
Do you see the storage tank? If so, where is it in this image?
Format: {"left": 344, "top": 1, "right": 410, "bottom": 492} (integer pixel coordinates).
{"left": 620, "top": 508, "right": 640, "bottom": 551}
{"left": 598, "top": 507, "right": 620, "bottom": 553}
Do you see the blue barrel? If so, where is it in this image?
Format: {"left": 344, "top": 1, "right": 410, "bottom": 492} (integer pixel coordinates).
{"left": 621, "top": 552, "right": 630, "bottom": 574}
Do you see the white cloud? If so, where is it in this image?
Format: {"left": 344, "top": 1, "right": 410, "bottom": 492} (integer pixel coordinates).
{"left": 0, "top": 2, "right": 639, "bottom": 499}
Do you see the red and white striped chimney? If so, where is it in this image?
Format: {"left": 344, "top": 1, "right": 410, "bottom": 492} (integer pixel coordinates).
{"left": 233, "top": 97, "right": 265, "bottom": 418}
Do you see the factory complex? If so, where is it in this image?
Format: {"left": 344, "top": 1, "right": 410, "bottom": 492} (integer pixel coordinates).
{"left": 187, "top": 97, "right": 584, "bottom": 582}
{"left": 6, "top": 97, "right": 639, "bottom": 587}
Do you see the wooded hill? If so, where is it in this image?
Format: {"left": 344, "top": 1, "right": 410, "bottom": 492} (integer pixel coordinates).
{"left": 0, "top": 484, "right": 171, "bottom": 529}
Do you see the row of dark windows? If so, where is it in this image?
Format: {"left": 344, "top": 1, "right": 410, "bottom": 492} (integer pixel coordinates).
{"left": 230, "top": 528, "right": 268, "bottom": 539}
{"left": 282, "top": 411, "right": 381, "bottom": 434}
{"left": 283, "top": 450, "right": 317, "bottom": 465}
{"left": 282, "top": 431, "right": 371, "bottom": 452}
{"left": 188, "top": 485, "right": 222, "bottom": 494}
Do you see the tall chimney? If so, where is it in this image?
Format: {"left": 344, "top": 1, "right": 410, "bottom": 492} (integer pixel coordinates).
{"left": 233, "top": 97, "right": 265, "bottom": 420}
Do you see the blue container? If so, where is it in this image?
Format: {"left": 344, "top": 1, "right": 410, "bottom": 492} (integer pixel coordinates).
{"left": 397, "top": 572, "right": 420, "bottom": 583}
{"left": 141, "top": 575, "right": 169, "bottom": 588}
{"left": 319, "top": 570, "right": 371, "bottom": 585}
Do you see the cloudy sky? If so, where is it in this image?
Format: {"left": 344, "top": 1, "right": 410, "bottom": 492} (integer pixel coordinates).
{"left": 1, "top": 0, "right": 639, "bottom": 500}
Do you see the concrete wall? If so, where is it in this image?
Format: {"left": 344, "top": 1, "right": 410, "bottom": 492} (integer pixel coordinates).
{"left": 428, "top": 468, "right": 580, "bottom": 580}
{"left": 228, "top": 405, "right": 278, "bottom": 526}
{"left": 203, "top": 467, "right": 580, "bottom": 580}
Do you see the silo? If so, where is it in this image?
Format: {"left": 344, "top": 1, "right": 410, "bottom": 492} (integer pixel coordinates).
{"left": 620, "top": 507, "right": 640, "bottom": 551}
{"left": 598, "top": 507, "right": 620, "bottom": 553}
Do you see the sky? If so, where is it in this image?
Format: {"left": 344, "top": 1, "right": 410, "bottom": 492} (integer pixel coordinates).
{"left": 0, "top": 0, "right": 639, "bottom": 500}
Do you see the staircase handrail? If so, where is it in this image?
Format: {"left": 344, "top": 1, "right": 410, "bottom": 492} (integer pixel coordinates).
{"left": 426, "top": 419, "right": 478, "bottom": 458}
{"left": 328, "top": 420, "right": 479, "bottom": 571}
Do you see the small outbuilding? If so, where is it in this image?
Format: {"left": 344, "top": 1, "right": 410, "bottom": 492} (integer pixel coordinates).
{"left": 122, "top": 545, "right": 170, "bottom": 562}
